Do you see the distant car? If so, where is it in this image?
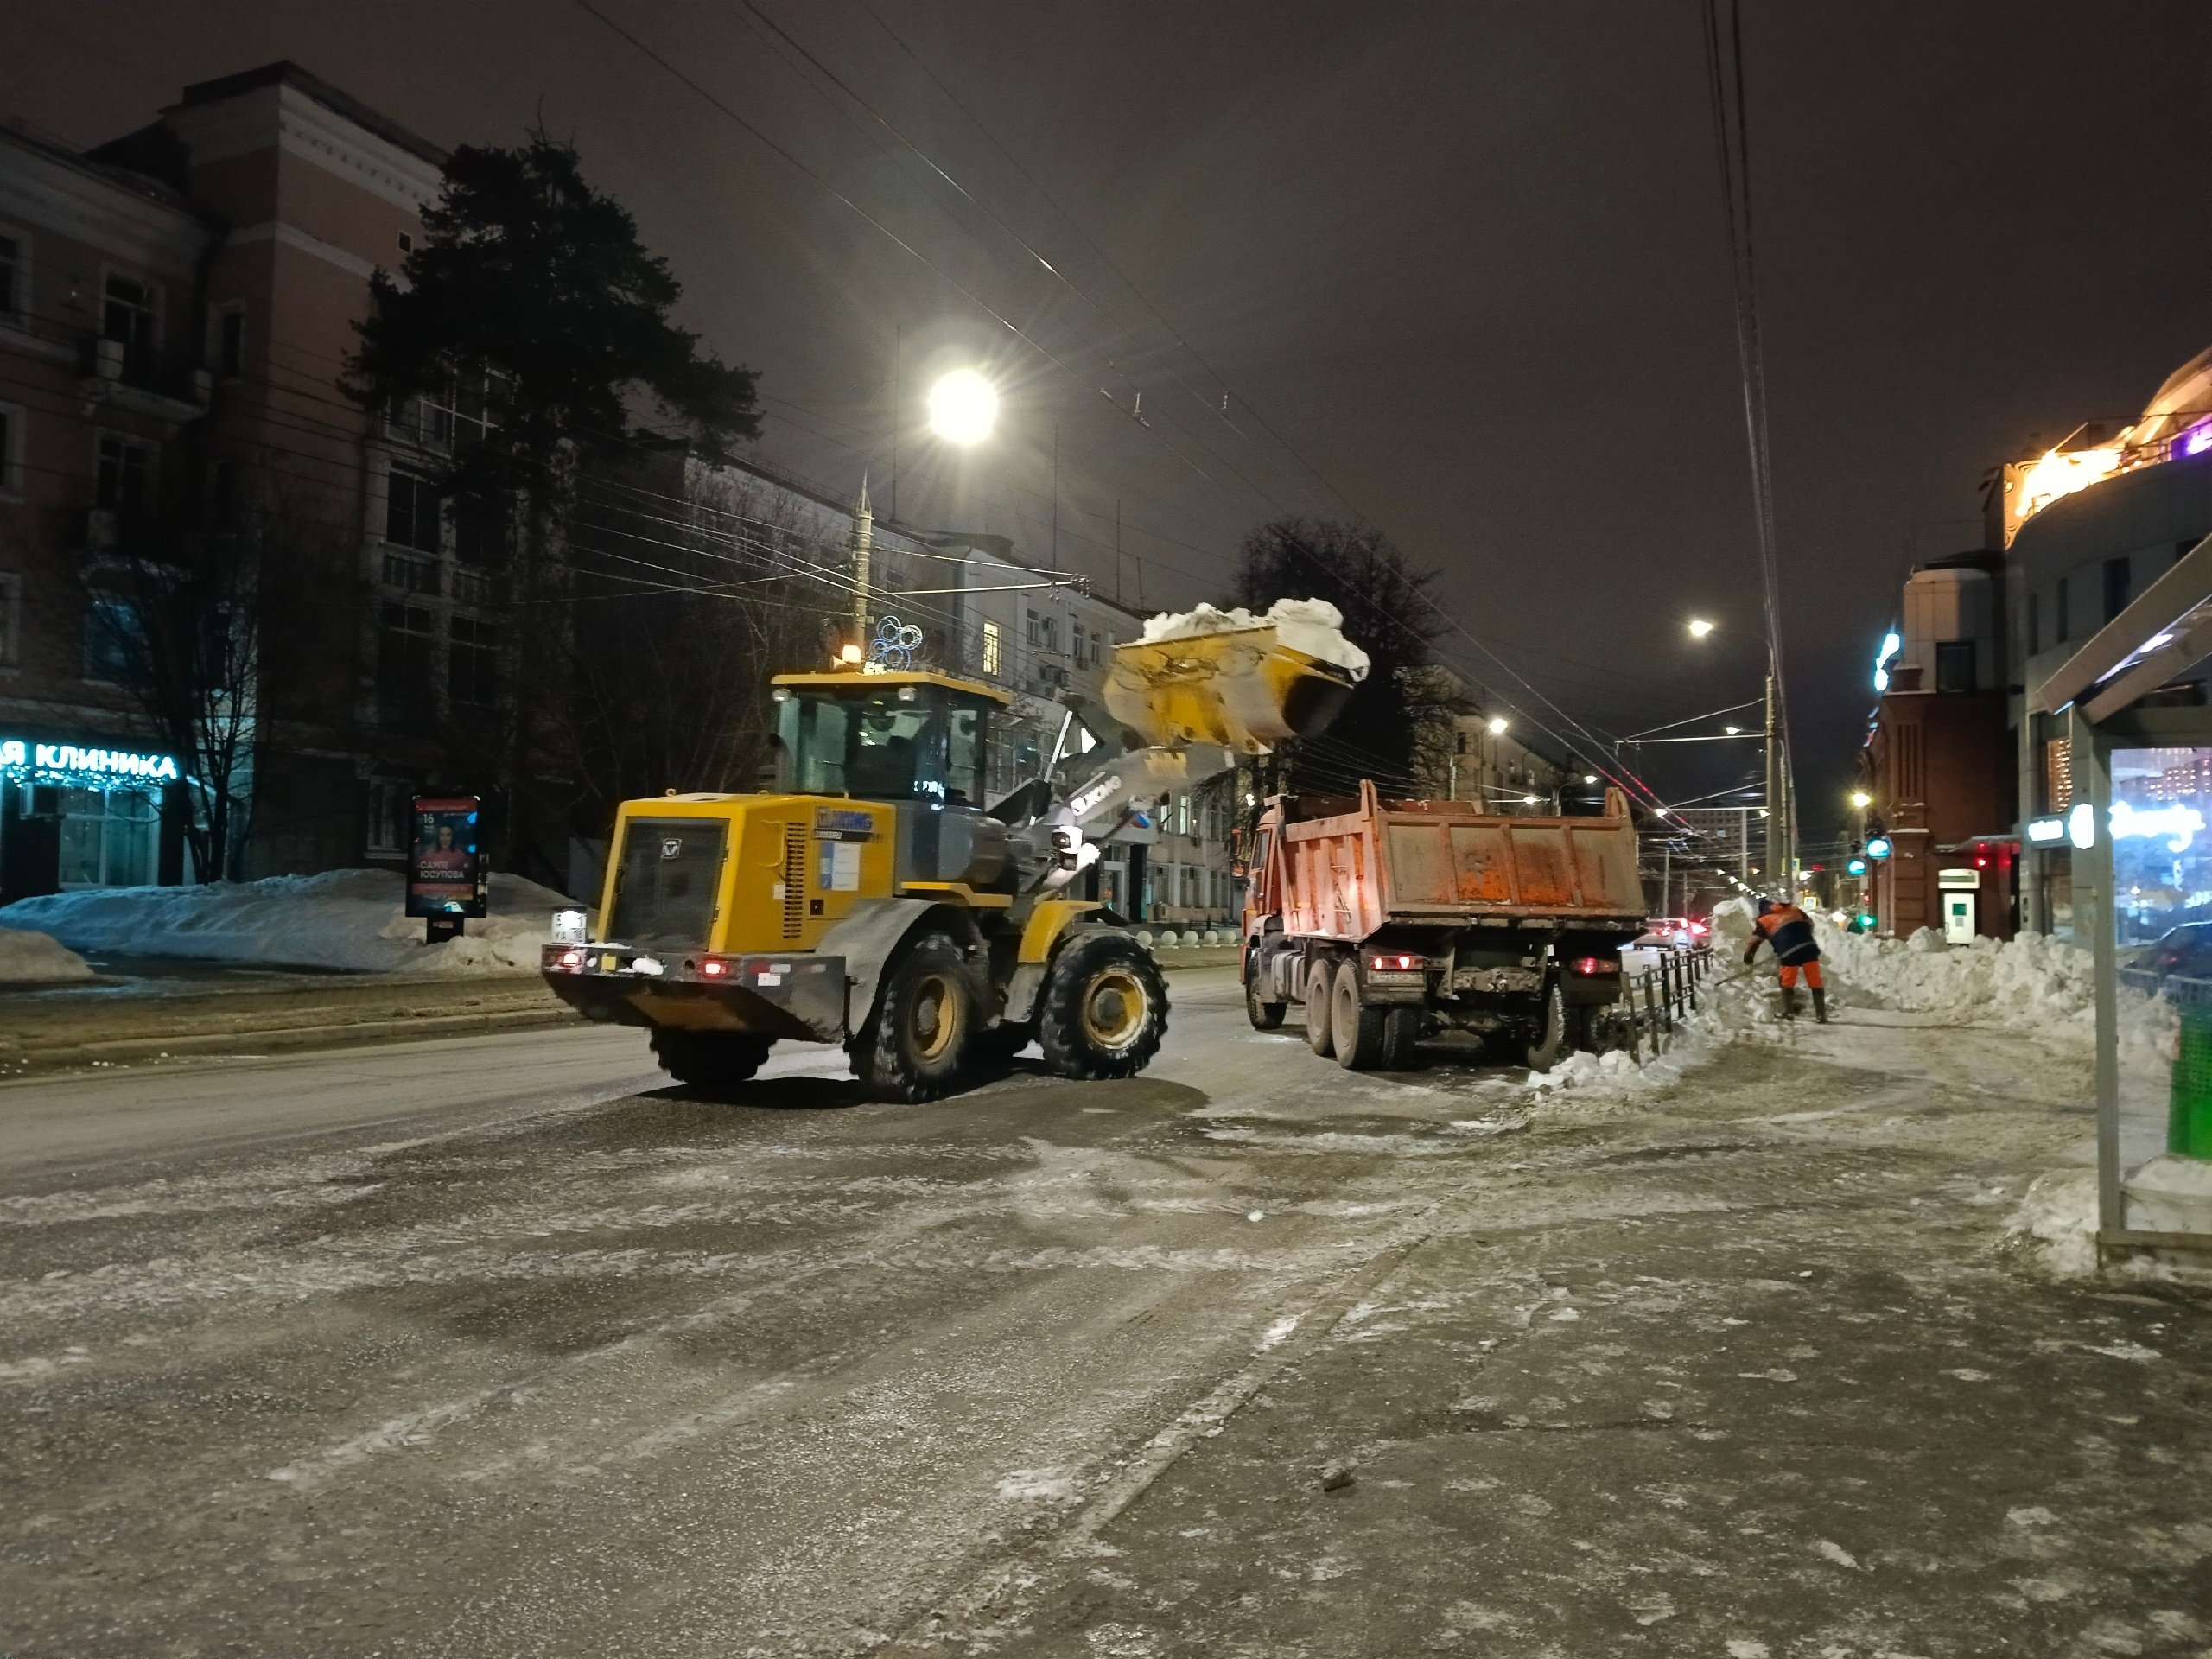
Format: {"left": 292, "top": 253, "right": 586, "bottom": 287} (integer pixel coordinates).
{"left": 2126, "top": 922, "right": 2212, "bottom": 982}
{"left": 1634, "top": 916, "right": 1709, "bottom": 952}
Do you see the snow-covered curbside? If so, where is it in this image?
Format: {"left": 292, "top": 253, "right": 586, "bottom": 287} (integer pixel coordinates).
{"left": 0, "top": 926, "right": 97, "bottom": 985}
{"left": 0, "top": 869, "right": 575, "bottom": 976}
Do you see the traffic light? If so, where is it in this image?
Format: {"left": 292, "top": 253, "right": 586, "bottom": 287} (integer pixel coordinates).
{"left": 1846, "top": 856, "right": 1868, "bottom": 876}
{"left": 1865, "top": 835, "right": 1893, "bottom": 860}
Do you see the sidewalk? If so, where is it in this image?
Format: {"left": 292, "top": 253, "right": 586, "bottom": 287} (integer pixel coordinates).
{"left": 912, "top": 1014, "right": 2212, "bottom": 1656}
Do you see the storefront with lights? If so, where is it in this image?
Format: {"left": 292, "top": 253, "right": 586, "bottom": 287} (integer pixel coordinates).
{"left": 0, "top": 734, "right": 188, "bottom": 904}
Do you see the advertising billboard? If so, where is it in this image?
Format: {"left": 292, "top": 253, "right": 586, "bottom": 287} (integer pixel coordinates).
{"left": 406, "top": 795, "right": 487, "bottom": 920}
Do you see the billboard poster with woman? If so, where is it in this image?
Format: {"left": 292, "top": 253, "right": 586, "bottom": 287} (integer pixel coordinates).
{"left": 407, "top": 796, "right": 487, "bottom": 921}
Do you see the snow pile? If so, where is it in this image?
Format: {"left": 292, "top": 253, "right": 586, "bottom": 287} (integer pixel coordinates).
{"left": 2003, "top": 1163, "right": 2212, "bottom": 1283}
{"left": 0, "top": 869, "right": 573, "bottom": 976}
{"left": 0, "top": 927, "right": 96, "bottom": 985}
{"left": 1522, "top": 949, "right": 1783, "bottom": 1106}
{"left": 1139, "top": 597, "right": 1371, "bottom": 680}
{"left": 2003, "top": 1169, "right": 2101, "bottom": 1278}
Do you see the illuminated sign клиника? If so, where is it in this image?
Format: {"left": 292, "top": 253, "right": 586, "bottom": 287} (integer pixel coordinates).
{"left": 0, "top": 737, "right": 181, "bottom": 785}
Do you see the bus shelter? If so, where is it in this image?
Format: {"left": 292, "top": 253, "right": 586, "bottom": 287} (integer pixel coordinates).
{"left": 2031, "top": 537, "right": 2212, "bottom": 1265}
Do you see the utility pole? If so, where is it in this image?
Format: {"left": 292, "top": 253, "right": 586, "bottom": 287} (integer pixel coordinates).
{"left": 1763, "top": 671, "right": 1783, "bottom": 891}
{"left": 852, "top": 474, "right": 874, "bottom": 646}
{"left": 889, "top": 326, "right": 899, "bottom": 525}
{"left": 1051, "top": 422, "right": 1060, "bottom": 574}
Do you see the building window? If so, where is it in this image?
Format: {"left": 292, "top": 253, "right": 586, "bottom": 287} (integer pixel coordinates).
{"left": 96, "top": 433, "right": 153, "bottom": 516}
{"left": 397, "top": 231, "right": 415, "bottom": 254}
{"left": 981, "top": 618, "right": 1001, "bottom": 677}
{"left": 449, "top": 614, "right": 499, "bottom": 706}
{"left": 452, "top": 492, "right": 505, "bottom": 567}
{"left": 0, "top": 570, "right": 20, "bottom": 666}
{"left": 1026, "top": 608, "right": 1039, "bottom": 647}
{"left": 1040, "top": 613, "right": 1058, "bottom": 653}
{"left": 1071, "top": 619, "right": 1087, "bottom": 666}
{"left": 378, "top": 601, "right": 439, "bottom": 732}
{"left": 381, "top": 551, "right": 440, "bottom": 594}
{"left": 102, "top": 272, "right": 155, "bottom": 351}
{"left": 56, "top": 785, "right": 157, "bottom": 888}
{"left": 0, "top": 232, "right": 22, "bottom": 323}
{"left": 0, "top": 400, "right": 22, "bottom": 500}
{"left": 2104, "top": 556, "right": 2133, "bottom": 623}
{"left": 385, "top": 467, "right": 441, "bottom": 552}
{"left": 2027, "top": 589, "right": 2041, "bottom": 656}
{"left": 83, "top": 594, "right": 143, "bottom": 683}
{"left": 366, "top": 779, "right": 412, "bottom": 856}
{"left": 1935, "top": 640, "right": 1975, "bottom": 695}
{"left": 214, "top": 305, "right": 245, "bottom": 375}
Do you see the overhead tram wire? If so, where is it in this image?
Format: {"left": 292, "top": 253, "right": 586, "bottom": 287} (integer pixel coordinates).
{"left": 1700, "top": 0, "right": 1796, "bottom": 857}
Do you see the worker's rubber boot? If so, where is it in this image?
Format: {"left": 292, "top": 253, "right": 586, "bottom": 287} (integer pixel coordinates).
{"left": 1780, "top": 986, "right": 1799, "bottom": 1020}
{"left": 1812, "top": 987, "right": 1828, "bottom": 1024}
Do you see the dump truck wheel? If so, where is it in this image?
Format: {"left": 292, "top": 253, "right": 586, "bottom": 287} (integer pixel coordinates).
{"left": 1245, "top": 963, "right": 1287, "bottom": 1030}
{"left": 650, "top": 1028, "right": 773, "bottom": 1095}
{"left": 1524, "top": 982, "right": 1572, "bottom": 1072}
{"left": 1332, "top": 969, "right": 1385, "bottom": 1071}
{"left": 1305, "top": 960, "right": 1338, "bottom": 1056}
{"left": 1381, "top": 1007, "right": 1424, "bottom": 1071}
{"left": 852, "top": 931, "right": 976, "bottom": 1103}
{"left": 1039, "top": 931, "right": 1169, "bottom": 1079}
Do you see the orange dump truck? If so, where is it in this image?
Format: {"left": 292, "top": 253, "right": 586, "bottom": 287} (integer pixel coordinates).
{"left": 1241, "top": 781, "right": 1647, "bottom": 1071}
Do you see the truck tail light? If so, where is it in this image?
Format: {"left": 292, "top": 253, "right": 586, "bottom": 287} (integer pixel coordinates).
{"left": 1688, "top": 921, "right": 1707, "bottom": 937}
{"left": 550, "top": 947, "right": 587, "bottom": 972}
{"left": 1369, "top": 952, "right": 1424, "bottom": 971}
{"left": 700, "top": 957, "right": 731, "bottom": 977}
{"left": 1570, "top": 956, "right": 1619, "bottom": 976}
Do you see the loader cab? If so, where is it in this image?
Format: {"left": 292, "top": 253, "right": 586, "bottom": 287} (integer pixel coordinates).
{"left": 772, "top": 672, "right": 1007, "bottom": 806}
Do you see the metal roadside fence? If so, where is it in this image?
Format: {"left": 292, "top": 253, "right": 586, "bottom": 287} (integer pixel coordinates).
{"left": 1617, "top": 944, "right": 1716, "bottom": 1060}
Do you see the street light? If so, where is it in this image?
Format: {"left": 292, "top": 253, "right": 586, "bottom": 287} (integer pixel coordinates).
{"left": 1486, "top": 715, "right": 1509, "bottom": 735}
{"left": 926, "top": 368, "right": 998, "bottom": 445}
{"left": 1687, "top": 618, "right": 1716, "bottom": 639}
{"left": 1582, "top": 773, "right": 1598, "bottom": 785}
{"left": 1848, "top": 790, "right": 1872, "bottom": 810}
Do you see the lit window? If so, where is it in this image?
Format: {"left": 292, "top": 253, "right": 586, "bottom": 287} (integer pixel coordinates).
{"left": 981, "top": 618, "right": 1001, "bottom": 677}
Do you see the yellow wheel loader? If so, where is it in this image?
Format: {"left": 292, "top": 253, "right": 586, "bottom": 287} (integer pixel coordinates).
{"left": 542, "top": 619, "right": 1357, "bottom": 1102}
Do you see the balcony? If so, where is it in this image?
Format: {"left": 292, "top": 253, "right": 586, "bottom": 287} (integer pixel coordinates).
{"left": 78, "top": 336, "right": 211, "bottom": 424}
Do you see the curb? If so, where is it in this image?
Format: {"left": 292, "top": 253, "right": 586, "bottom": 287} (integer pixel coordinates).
{"left": 3, "top": 1006, "right": 588, "bottom": 1077}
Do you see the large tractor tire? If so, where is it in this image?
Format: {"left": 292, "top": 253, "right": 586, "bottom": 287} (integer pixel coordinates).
{"left": 1039, "top": 931, "right": 1169, "bottom": 1079}
{"left": 1524, "top": 980, "right": 1573, "bottom": 1073}
{"left": 1381, "top": 1007, "right": 1425, "bottom": 1071}
{"left": 1245, "top": 959, "right": 1287, "bottom": 1030}
{"left": 1305, "top": 959, "right": 1338, "bottom": 1057}
{"left": 650, "top": 1028, "right": 773, "bottom": 1095}
{"left": 851, "top": 931, "right": 976, "bottom": 1103}
{"left": 1331, "top": 967, "right": 1386, "bottom": 1071}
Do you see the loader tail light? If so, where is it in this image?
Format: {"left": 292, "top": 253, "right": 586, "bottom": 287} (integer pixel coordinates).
{"left": 1571, "top": 956, "right": 1619, "bottom": 976}
{"left": 1369, "top": 953, "right": 1424, "bottom": 972}
{"left": 700, "top": 957, "right": 730, "bottom": 977}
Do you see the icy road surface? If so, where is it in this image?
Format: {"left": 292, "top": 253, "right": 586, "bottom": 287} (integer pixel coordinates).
{"left": 2, "top": 970, "right": 2207, "bottom": 1656}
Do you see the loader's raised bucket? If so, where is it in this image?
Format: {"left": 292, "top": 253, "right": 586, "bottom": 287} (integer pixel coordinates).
{"left": 1104, "top": 626, "right": 1356, "bottom": 754}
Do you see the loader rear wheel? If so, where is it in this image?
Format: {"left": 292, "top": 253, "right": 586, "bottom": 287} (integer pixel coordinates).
{"left": 1245, "top": 961, "right": 1287, "bottom": 1030}
{"left": 1381, "top": 1007, "right": 1425, "bottom": 1071}
{"left": 1039, "top": 931, "right": 1169, "bottom": 1079}
{"left": 1305, "top": 960, "right": 1338, "bottom": 1056}
{"left": 1524, "top": 981, "right": 1573, "bottom": 1073}
{"left": 852, "top": 931, "right": 976, "bottom": 1103}
{"left": 1332, "top": 969, "right": 1385, "bottom": 1071}
{"left": 650, "top": 1028, "right": 773, "bottom": 1095}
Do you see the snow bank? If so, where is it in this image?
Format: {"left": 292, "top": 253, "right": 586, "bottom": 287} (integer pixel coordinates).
{"left": 0, "top": 869, "right": 571, "bottom": 976}
{"left": 1139, "top": 598, "right": 1371, "bottom": 680}
{"left": 0, "top": 927, "right": 96, "bottom": 985}
{"left": 2003, "top": 1164, "right": 2212, "bottom": 1283}
{"left": 1522, "top": 954, "right": 1783, "bottom": 1108}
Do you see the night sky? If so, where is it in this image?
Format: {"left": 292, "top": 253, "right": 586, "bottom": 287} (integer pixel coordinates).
{"left": 9, "top": 1, "right": 2212, "bottom": 840}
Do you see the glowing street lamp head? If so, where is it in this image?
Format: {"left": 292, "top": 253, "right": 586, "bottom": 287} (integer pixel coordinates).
{"left": 1486, "top": 715, "right": 1509, "bottom": 735}
{"left": 1848, "top": 790, "right": 1872, "bottom": 810}
{"left": 1582, "top": 773, "right": 1599, "bottom": 785}
{"left": 1687, "top": 618, "right": 1716, "bottom": 639}
{"left": 926, "top": 369, "right": 998, "bottom": 445}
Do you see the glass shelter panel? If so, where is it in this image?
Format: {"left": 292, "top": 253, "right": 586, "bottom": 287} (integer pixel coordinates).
{"left": 2109, "top": 746, "right": 2212, "bottom": 1246}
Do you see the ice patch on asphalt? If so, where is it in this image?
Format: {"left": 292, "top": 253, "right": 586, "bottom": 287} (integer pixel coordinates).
{"left": 996, "top": 1467, "right": 1077, "bottom": 1502}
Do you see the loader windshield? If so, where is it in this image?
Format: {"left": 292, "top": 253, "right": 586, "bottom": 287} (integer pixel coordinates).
{"left": 776, "top": 683, "right": 992, "bottom": 804}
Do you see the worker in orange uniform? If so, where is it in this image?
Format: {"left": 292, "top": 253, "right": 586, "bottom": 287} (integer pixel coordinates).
{"left": 1745, "top": 897, "right": 1826, "bottom": 1022}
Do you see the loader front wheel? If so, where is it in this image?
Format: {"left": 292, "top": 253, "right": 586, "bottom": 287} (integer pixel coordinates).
{"left": 1039, "top": 931, "right": 1168, "bottom": 1079}
{"left": 852, "top": 931, "right": 976, "bottom": 1103}
{"left": 650, "top": 1028, "right": 773, "bottom": 1095}
{"left": 1305, "top": 959, "right": 1338, "bottom": 1056}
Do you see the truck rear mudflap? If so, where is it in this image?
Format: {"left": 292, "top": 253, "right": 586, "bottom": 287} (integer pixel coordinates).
{"left": 543, "top": 944, "right": 847, "bottom": 1041}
